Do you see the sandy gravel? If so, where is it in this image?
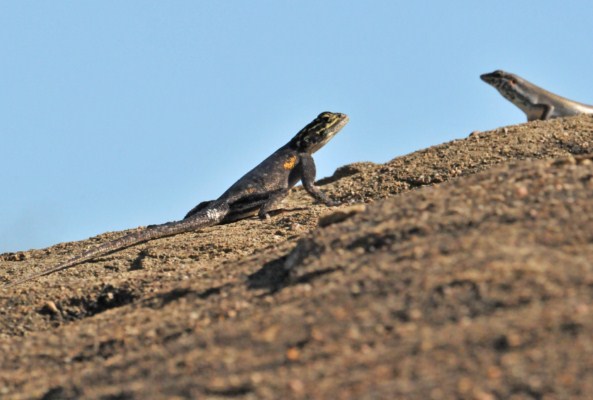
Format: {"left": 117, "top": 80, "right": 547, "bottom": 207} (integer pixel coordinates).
{"left": 2, "top": 115, "right": 593, "bottom": 399}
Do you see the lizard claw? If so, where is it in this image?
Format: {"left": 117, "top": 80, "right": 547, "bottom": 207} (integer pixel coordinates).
{"left": 258, "top": 212, "right": 271, "bottom": 220}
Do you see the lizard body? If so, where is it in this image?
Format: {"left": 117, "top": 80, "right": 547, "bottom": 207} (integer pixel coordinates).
{"left": 480, "top": 70, "right": 593, "bottom": 121}
{"left": 5, "top": 111, "right": 348, "bottom": 287}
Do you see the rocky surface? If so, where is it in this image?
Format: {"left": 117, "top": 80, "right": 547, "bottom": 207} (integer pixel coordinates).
{"left": 2, "top": 115, "right": 593, "bottom": 399}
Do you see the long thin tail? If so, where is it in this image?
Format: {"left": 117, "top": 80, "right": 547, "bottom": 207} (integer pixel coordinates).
{"left": 3, "top": 206, "right": 228, "bottom": 288}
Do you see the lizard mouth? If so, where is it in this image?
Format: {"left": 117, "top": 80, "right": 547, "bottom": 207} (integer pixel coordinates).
{"left": 480, "top": 73, "right": 497, "bottom": 84}
{"left": 313, "top": 113, "right": 349, "bottom": 151}
{"left": 332, "top": 113, "right": 350, "bottom": 132}
{"left": 480, "top": 70, "right": 510, "bottom": 87}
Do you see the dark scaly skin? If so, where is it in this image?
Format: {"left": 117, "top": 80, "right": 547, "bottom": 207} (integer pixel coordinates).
{"left": 4, "top": 112, "right": 349, "bottom": 287}
{"left": 480, "top": 70, "right": 593, "bottom": 121}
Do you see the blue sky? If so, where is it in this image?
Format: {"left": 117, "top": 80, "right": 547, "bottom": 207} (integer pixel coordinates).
{"left": 1, "top": 1, "right": 592, "bottom": 253}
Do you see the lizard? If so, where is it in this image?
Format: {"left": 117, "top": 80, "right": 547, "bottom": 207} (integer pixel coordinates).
{"left": 480, "top": 70, "right": 593, "bottom": 121}
{"left": 4, "top": 111, "right": 349, "bottom": 288}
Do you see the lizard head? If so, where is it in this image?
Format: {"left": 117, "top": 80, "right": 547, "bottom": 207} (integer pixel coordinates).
{"left": 480, "top": 70, "right": 521, "bottom": 87}
{"left": 291, "top": 112, "right": 349, "bottom": 153}
{"left": 480, "top": 70, "right": 533, "bottom": 105}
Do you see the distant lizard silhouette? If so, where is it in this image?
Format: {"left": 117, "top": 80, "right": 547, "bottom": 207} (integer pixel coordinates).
{"left": 481, "top": 70, "right": 593, "bottom": 121}
{"left": 5, "top": 112, "right": 349, "bottom": 287}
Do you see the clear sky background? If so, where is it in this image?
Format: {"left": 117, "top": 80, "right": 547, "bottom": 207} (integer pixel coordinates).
{"left": 1, "top": 1, "right": 592, "bottom": 253}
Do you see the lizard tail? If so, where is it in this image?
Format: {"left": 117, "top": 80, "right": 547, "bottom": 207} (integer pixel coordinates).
{"left": 3, "top": 206, "right": 228, "bottom": 288}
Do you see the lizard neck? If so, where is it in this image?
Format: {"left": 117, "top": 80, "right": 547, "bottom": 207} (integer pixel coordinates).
{"left": 495, "top": 79, "right": 543, "bottom": 112}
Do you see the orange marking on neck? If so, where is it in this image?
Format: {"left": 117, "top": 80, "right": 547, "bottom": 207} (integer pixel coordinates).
{"left": 283, "top": 155, "right": 298, "bottom": 170}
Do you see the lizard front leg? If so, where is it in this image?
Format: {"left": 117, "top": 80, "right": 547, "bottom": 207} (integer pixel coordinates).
{"left": 527, "top": 104, "right": 553, "bottom": 121}
{"left": 299, "top": 153, "right": 340, "bottom": 207}
{"left": 540, "top": 104, "right": 554, "bottom": 120}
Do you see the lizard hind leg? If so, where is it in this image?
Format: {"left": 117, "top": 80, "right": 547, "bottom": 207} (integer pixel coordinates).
{"left": 258, "top": 189, "right": 291, "bottom": 220}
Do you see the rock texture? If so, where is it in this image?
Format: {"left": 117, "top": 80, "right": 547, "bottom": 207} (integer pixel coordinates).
{"left": 2, "top": 115, "right": 593, "bottom": 399}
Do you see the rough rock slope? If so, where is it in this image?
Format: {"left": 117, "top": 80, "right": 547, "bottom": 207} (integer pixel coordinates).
{"left": 1, "top": 115, "right": 593, "bottom": 399}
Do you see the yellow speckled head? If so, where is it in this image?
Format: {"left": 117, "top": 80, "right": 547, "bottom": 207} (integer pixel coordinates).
{"left": 290, "top": 112, "right": 349, "bottom": 153}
